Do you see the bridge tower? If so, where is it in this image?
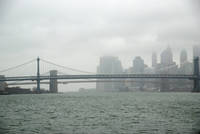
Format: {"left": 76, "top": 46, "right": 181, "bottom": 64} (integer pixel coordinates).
{"left": 49, "top": 70, "right": 58, "bottom": 93}
{"left": 36, "top": 57, "right": 40, "bottom": 92}
{"left": 0, "top": 75, "right": 6, "bottom": 91}
{"left": 193, "top": 57, "right": 200, "bottom": 92}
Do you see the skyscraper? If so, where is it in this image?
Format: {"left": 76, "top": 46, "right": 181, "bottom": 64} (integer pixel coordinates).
{"left": 132, "top": 56, "right": 145, "bottom": 90}
{"left": 160, "top": 46, "right": 173, "bottom": 66}
{"left": 152, "top": 52, "right": 157, "bottom": 68}
{"left": 159, "top": 46, "right": 177, "bottom": 92}
{"left": 180, "top": 49, "right": 187, "bottom": 66}
{"left": 96, "top": 56, "right": 123, "bottom": 91}
{"left": 133, "top": 56, "right": 145, "bottom": 73}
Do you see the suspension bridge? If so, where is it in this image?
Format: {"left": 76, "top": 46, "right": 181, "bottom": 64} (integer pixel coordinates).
{"left": 7, "top": 80, "right": 192, "bottom": 86}
{"left": 0, "top": 57, "right": 199, "bottom": 92}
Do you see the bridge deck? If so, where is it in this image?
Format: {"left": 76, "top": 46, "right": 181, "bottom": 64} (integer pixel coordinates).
{"left": 0, "top": 74, "right": 196, "bottom": 81}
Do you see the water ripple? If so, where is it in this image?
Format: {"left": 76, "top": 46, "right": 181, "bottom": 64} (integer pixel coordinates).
{"left": 0, "top": 92, "right": 200, "bottom": 134}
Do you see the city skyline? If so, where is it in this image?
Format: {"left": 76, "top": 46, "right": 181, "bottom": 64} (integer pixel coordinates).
{"left": 0, "top": 45, "right": 198, "bottom": 74}
{"left": 0, "top": 0, "right": 199, "bottom": 92}
{"left": 0, "top": 45, "right": 199, "bottom": 92}
{"left": 1, "top": 45, "right": 199, "bottom": 92}
{"left": 0, "top": 0, "right": 200, "bottom": 73}
{"left": 95, "top": 45, "right": 198, "bottom": 91}
{"left": 97, "top": 45, "right": 198, "bottom": 71}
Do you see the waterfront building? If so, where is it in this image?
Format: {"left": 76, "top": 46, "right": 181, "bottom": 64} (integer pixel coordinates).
{"left": 131, "top": 56, "right": 146, "bottom": 90}
{"left": 132, "top": 56, "right": 145, "bottom": 73}
{"left": 180, "top": 49, "right": 188, "bottom": 67}
{"left": 178, "top": 49, "right": 192, "bottom": 91}
{"left": 158, "top": 47, "right": 178, "bottom": 91}
{"left": 96, "top": 56, "right": 123, "bottom": 91}
{"left": 178, "top": 60, "right": 193, "bottom": 91}
{"left": 152, "top": 52, "right": 157, "bottom": 68}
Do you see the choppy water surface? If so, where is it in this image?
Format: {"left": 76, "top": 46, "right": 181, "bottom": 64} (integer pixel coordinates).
{"left": 0, "top": 92, "right": 200, "bottom": 134}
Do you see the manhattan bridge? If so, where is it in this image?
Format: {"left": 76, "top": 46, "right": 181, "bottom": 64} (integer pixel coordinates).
{"left": 0, "top": 57, "right": 200, "bottom": 93}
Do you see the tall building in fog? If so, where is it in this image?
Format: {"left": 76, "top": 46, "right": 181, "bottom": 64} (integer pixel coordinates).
{"left": 193, "top": 45, "right": 200, "bottom": 58}
{"left": 160, "top": 46, "right": 173, "bottom": 66}
{"left": 96, "top": 56, "right": 123, "bottom": 91}
{"left": 179, "top": 49, "right": 192, "bottom": 74}
{"left": 180, "top": 49, "right": 187, "bottom": 66}
{"left": 132, "top": 56, "right": 145, "bottom": 90}
{"left": 98, "top": 56, "right": 123, "bottom": 74}
{"left": 133, "top": 56, "right": 145, "bottom": 73}
{"left": 152, "top": 52, "right": 157, "bottom": 68}
{"left": 158, "top": 46, "right": 177, "bottom": 92}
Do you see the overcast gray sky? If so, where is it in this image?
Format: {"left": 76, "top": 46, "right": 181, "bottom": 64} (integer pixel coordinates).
{"left": 0, "top": 0, "right": 199, "bottom": 91}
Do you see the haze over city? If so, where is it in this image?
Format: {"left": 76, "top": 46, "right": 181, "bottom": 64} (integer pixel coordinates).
{"left": 0, "top": 0, "right": 200, "bottom": 91}
{"left": 1, "top": 1, "right": 200, "bottom": 134}
{"left": 0, "top": 0, "right": 200, "bottom": 68}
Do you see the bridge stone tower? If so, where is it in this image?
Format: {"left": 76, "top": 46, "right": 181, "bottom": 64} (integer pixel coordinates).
{"left": 49, "top": 70, "right": 58, "bottom": 93}
{"left": 0, "top": 75, "right": 6, "bottom": 91}
{"left": 193, "top": 57, "right": 200, "bottom": 92}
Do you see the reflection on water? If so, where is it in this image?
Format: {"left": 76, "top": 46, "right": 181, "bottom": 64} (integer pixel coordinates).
{"left": 0, "top": 92, "right": 200, "bottom": 134}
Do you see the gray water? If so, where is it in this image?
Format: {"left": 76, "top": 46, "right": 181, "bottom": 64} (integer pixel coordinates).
{"left": 0, "top": 92, "right": 200, "bottom": 134}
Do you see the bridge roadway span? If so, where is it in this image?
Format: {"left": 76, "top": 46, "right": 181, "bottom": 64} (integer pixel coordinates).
{"left": 7, "top": 80, "right": 192, "bottom": 86}
{"left": 0, "top": 74, "right": 196, "bottom": 81}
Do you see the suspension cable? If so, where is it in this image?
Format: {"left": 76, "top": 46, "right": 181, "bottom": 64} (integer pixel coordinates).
{"left": 40, "top": 71, "right": 50, "bottom": 76}
{"left": 40, "top": 58, "right": 95, "bottom": 74}
{"left": 0, "top": 59, "right": 36, "bottom": 73}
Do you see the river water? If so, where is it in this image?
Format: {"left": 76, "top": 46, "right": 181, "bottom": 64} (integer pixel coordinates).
{"left": 0, "top": 92, "right": 200, "bottom": 134}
